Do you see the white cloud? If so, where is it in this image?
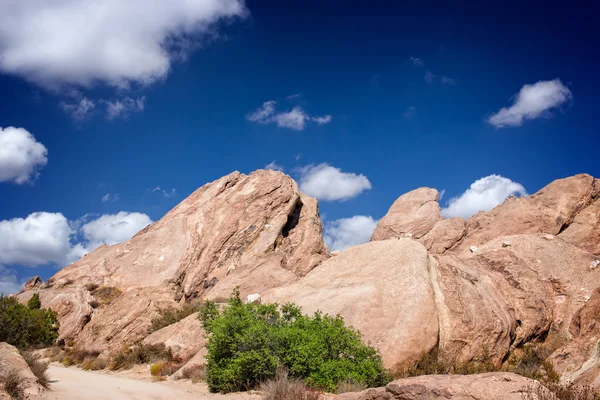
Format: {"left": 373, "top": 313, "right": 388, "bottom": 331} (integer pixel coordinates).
{"left": 105, "top": 97, "right": 145, "bottom": 119}
{"left": 403, "top": 106, "right": 417, "bottom": 118}
{"left": 59, "top": 96, "right": 95, "bottom": 120}
{"left": 265, "top": 161, "right": 284, "bottom": 171}
{"left": 0, "top": 211, "right": 152, "bottom": 268}
{"left": 102, "top": 193, "right": 119, "bottom": 202}
{"left": 0, "top": 212, "right": 86, "bottom": 267}
{"left": 441, "top": 76, "right": 456, "bottom": 85}
{"left": 151, "top": 186, "right": 177, "bottom": 198}
{"left": 0, "top": 0, "right": 247, "bottom": 89}
{"left": 0, "top": 127, "right": 48, "bottom": 184}
{"left": 246, "top": 100, "right": 331, "bottom": 131}
{"left": 488, "top": 79, "right": 572, "bottom": 128}
{"left": 409, "top": 56, "right": 424, "bottom": 66}
{"left": 81, "top": 212, "right": 152, "bottom": 251}
{"left": 441, "top": 175, "right": 527, "bottom": 219}
{"left": 299, "top": 164, "right": 372, "bottom": 201}
{"left": 424, "top": 70, "right": 435, "bottom": 84}
{"left": 0, "top": 265, "right": 23, "bottom": 296}
{"left": 324, "top": 215, "right": 378, "bottom": 252}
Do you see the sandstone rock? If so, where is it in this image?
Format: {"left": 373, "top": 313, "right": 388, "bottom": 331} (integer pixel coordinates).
{"left": 452, "top": 174, "right": 597, "bottom": 252}
{"left": 263, "top": 239, "right": 439, "bottom": 368}
{"left": 371, "top": 188, "right": 441, "bottom": 241}
{"left": 559, "top": 196, "right": 600, "bottom": 255}
{"left": 18, "top": 170, "right": 328, "bottom": 353}
{"left": 338, "top": 373, "right": 546, "bottom": 400}
{"left": 143, "top": 314, "right": 205, "bottom": 360}
{"left": 419, "top": 218, "right": 466, "bottom": 254}
{"left": 171, "top": 348, "right": 208, "bottom": 380}
{"left": 0, "top": 342, "right": 45, "bottom": 400}
{"left": 22, "top": 276, "right": 42, "bottom": 292}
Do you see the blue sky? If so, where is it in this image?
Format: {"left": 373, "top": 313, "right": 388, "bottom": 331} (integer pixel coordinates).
{"left": 1, "top": 1, "right": 598, "bottom": 293}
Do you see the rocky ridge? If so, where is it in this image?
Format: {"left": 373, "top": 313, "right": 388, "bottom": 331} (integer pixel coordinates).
{"left": 15, "top": 170, "right": 600, "bottom": 393}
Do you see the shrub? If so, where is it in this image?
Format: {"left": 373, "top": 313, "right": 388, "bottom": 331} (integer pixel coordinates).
{"left": 21, "top": 351, "right": 49, "bottom": 388}
{"left": 27, "top": 293, "right": 41, "bottom": 310}
{"left": 85, "top": 283, "right": 99, "bottom": 292}
{"left": 260, "top": 369, "right": 322, "bottom": 400}
{"left": 524, "top": 382, "right": 599, "bottom": 400}
{"left": 90, "top": 286, "right": 122, "bottom": 307}
{"left": 394, "top": 347, "right": 496, "bottom": 379}
{"left": 150, "top": 361, "right": 181, "bottom": 377}
{"left": 503, "top": 344, "right": 559, "bottom": 383}
{"left": 3, "top": 369, "right": 23, "bottom": 400}
{"left": 148, "top": 301, "right": 202, "bottom": 333}
{"left": 181, "top": 364, "right": 207, "bottom": 383}
{"left": 199, "top": 289, "right": 391, "bottom": 393}
{"left": 109, "top": 343, "right": 173, "bottom": 370}
{"left": 0, "top": 295, "right": 59, "bottom": 349}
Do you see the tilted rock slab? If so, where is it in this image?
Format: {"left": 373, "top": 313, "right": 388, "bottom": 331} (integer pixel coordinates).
{"left": 0, "top": 342, "right": 45, "bottom": 400}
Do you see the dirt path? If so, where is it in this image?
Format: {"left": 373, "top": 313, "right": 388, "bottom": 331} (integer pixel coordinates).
{"left": 44, "top": 365, "right": 259, "bottom": 400}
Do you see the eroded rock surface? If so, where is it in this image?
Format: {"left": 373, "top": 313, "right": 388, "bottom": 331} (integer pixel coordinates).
{"left": 143, "top": 313, "right": 205, "bottom": 360}
{"left": 0, "top": 343, "right": 45, "bottom": 400}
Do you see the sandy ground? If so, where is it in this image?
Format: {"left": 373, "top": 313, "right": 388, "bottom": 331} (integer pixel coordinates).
{"left": 44, "top": 364, "right": 261, "bottom": 400}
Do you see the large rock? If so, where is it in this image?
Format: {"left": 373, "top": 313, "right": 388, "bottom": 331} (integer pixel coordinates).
{"left": 143, "top": 313, "right": 205, "bottom": 360}
{"left": 0, "top": 343, "right": 45, "bottom": 400}
{"left": 337, "top": 373, "right": 546, "bottom": 400}
{"left": 18, "top": 170, "right": 328, "bottom": 353}
{"left": 559, "top": 197, "right": 600, "bottom": 256}
{"left": 419, "top": 217, "right": 466, "bottom": 254}
{"left": 371, "top": 188, "right": 441, "bottom": 241}
{"left": 263, "top": 239, "right": 439, "bottom": 368}
{"left": 453, "top": 174, "right": 598, "bottom": 253}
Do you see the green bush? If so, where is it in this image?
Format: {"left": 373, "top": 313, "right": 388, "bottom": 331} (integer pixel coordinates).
{"left": 0, "top": 295, "right": 59, "bottom": 349}
{"left": 199, "top": 289, "right": 391, "bottom": 393}
{"left": 27, "top": 293, "right": 41, "bottom": 310}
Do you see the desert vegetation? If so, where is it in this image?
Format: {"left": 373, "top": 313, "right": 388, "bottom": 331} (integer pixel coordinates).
{"left": 87, "top": 285, "right": 122, "bottom": 308}
{"left": 0, "top": 295, "right": 59, "bottom": 349}
{"left": 148, "top": 300, "right": 203, "bottom": 333}
{"left": 199, "top": 289, "right": 391, "bottom": 393}
{"left": 109, "top": 343, "right": 175, "bottom": 370}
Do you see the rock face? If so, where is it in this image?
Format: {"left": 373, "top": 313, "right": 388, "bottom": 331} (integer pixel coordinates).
{"left": 0, "top": 343, "right": 45, "bottom": 400}
{"left": 17, "top": 170, "right": 328, "bottom": 351}
{"left": 143, "top": 313, "right": 205, "bottom": 360}
{"left": 264, "top": 239, "right": 440, "bottom": 368}
{"left": 337, "top": 373, "right": 545, "bottom": 400}
{"left": 371, "top": 188, "right": 441, "bottom": 241}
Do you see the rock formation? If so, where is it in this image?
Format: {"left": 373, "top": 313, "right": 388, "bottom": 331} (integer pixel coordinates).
{"left": 0, "top": 343, "right": 45, "bottom": 400}
{"left": 14, "top": 170, "right": 600, "bottom": 393}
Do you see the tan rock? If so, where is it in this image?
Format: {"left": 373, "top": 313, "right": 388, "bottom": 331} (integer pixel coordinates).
{"left": 338, "top": 373, "right": 546, "bottom": 400}
{"left": 263, "top": 239, "right": 439, "bottom": 368}
{"left": 0, "top": 342, "right": 45, "bottom": 399}
{"left": 371, "top": 188, "right": 441, "bottom": 241}
{"left": 453, "top": 174, "right": 597, "bottom": 252}
{"left": 559, "top": 196, "right": 600, "bottom": 256}
{"left": 22, "top": 276, "right": 42, "bottom": 292}
{"left": 419, "top": 217, "right": 466, "bottom": 254}
{"left": 143, "top": 313, "right": 205, "bottom": 360}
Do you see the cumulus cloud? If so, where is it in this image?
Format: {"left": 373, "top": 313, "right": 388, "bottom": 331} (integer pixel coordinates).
{"left": 488, "top": 79, "right": 573, "bottom": 128}
{"left": 0, "top": 265, "right": 23, "bottom": 296}
{"left": 324, "top": 215, "right": 378, "bottom": 252}
{"left": 299, "top": 164, "right": 372, "bottom": 201}
{"left": 265, "top": 161, "right": 284, "bottom": 171}
{"left": 0, "top": 0, "right": 247, "bottom": 89}
{"left": 105, "top": 97, "right": 146, "bottom": 119}
{"left": 0, "top": 211, "right": 152, "bottom": 268}
{"left": 0, "top": 127, "right": 48, "bottom": 184}
{"left": 409, "top": 56, "right": 424, "bottom": 66}
{"left": 246, "top": 100, "right": 332, "bottom": 131}
{"left": 442, "top": 175, "right": 527, "bottom": 219}
{"left": 81, "top": 212, "right": 153, "bottom": 251}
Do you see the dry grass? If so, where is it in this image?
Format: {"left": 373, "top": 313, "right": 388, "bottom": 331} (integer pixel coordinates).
{"left": 394, "top": 347, "right": 497, "bottom": 379}
{"left": 180, "top": 364, "right": 207, "bottom": 383}
{"left": 148, "top": 300, "right": 203, "bottom": 333}
{"left": 150, "top": 361, "right": 182, "bottom": 377}
{"left": 524, "top": 382, "right": 600, "bottom": 400}
{"left": 21, "top": 351, "right": 49, "bottom": 389}
{"left": 109, "top": 343, "right": 173, "bottom": 370}
{"left": 90, "top": 286, "right": 122, "bottom": 307}
{"left": 3, "top": 369, "right": 23, "bottom": 400}
{"left": 260, "top": 370, "right": 322, "bottom": 400}
{"left": 335, "top": 381, "right": 367, "bottom": 394}
{"left": 85, "top": 283, "right": 99, "bottom": 292}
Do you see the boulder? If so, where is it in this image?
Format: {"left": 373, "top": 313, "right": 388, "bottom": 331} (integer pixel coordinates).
{"left": 453, "top": 174, "right": 597, "bottom": 252}
{"left": 143, "top": 313, "right": 205, "bottom": 360}
{"left": 419, "top": 217, "right": 466, "bottom": 254}
{"left": 559, "top": 196, "right": 600, "bottom": 256}
{"left": 0, "top": 343, "right": 45, "bottom": 400}
{"left": 337, "top": 373, "right": 546, "bottom": 400}
{"left": 371, "top": 188, "right": 441, "bottom": 241}
{"left": 263, "top": 239, "right": 439, "bottom": 368}
{"left": 22, "top": 276, "right": 42, "bottom": 292}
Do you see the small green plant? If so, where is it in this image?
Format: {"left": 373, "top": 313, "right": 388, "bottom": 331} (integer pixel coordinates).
{"left": 199, "top": 289, "right": 391, "bottom": 393}
{"left": 0, "top": 295, "right": 59, "bottom": 349}
{"left": 148, "top": 301, "right": 202, "bottom": 333}
{"left": 27, "top": 293, "right": 41, "bottom": 310}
